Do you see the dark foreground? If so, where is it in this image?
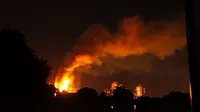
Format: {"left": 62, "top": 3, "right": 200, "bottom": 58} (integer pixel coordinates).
{"left": 40, "top": 87, "right": 191, "bottom": 112}
{"left": 0, "top": 29, "right": 191, "bottom": 112}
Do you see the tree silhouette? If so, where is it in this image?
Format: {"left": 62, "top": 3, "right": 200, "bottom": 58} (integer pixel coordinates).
{"left": 113, "top": 87, "right": 133, "bottom": 101}
{"left": 76, "top": 87, "right": 99, "bottom": 112}
{"left": 112, "top": 87, "right": 134, "bottom": 112}
{"left": 100, "top": 92, "right": 107, "bottom": 99}
{"left": 135, "top": 92, "right": 191, "bottom": 112}
{"left": 76, "top": 87, "right": 98, "bottom": 102}
{"left": 0, "top": 28, "right": 52, "bottom": 102}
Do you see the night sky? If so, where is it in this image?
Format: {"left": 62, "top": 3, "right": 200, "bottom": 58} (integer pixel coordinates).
{"left": 0, "top": 0, "right": 189, "bottom": 97}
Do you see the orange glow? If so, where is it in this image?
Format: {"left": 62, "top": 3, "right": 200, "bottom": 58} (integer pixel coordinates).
{"left": 136, "top": 87, "right": 142, "bottom": 97}
{"left": 48, "top": 82, "right": 51, "bottom": 85}
{"left": 55, "top": 74, "right": 75, "bottom": 93}
{"left": 54, "top": 55, "right": 101, "bottom": 93}
{"left": 53, "top": 17, "right": 186, "bottom": 93}
{"left": 54, "top": 92, "right": 57, "bottom": 97}
{"left": 189, "top": 82, "right": 192, "bottom": 103}
{"left": 135, "top": 84, "right": 143, "bottom": 97}
{"left": 111, "top": 82, "right": 119, "bottom": 90}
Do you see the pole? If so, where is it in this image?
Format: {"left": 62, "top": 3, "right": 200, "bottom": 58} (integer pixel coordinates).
{"left": 184, "top": 0, "right": 200, "bottom": 111}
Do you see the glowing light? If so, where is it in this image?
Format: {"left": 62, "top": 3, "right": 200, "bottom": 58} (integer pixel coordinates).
{"left": 54, "top": 92, "right": 57, "bottom": 97}
{"left": 189, "top": 82, "right": 192, "bottom": 103}
{"left": 111, "top": 82, "right": 119, "bottom": 90}
{"left": 134, "top": 105, "right": 136, "bottom": 110}
{"left": 111, "top": 106, "right": 114, "bottom": 109}
{"left": 134, "top": 84, "right": 145, "bottom": 98}
{"left": 55, "top": 73, "right": 75, "bottom": 93}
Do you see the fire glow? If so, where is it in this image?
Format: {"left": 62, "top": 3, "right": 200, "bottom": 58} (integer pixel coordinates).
{"left": 53, "top": 16, "right": 186, "bottom": 93}
{"left": 55, "top": 74, "right": 73, "bottom": 92}
{"left": 54, "top": 55, "right": 101, "bottom": 93}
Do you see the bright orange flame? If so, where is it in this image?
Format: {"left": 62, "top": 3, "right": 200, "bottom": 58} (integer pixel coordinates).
{"left": 135, "top": 84, "right": 143, "bottom": 97}
{"left": 55, "top": 74, "right": 75, "bottom": 93}
{"left": 136, "top": 87, "right": 141, "bottom": 97}
{"left": 54, "top": 55, "right": 101, "bottom": 93}
{"left": 111, "top": 82, "right": 119, "bottom": 90}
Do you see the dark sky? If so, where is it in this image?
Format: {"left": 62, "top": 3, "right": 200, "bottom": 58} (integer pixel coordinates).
{"left": 0, "top": 0, "right": 189, "bottom": 97}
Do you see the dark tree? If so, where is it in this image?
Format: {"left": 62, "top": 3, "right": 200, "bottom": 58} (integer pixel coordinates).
{"left": 76, "top": 87, "right": 99, "bottom": 112}
{"left": 112, "top": 87, "right": 134, "bottom": 112}
{"left": 0, "top": 28, "right": 52, "bottom": 110}
{"left": 113, "top": 87, "right": 133, "bottom": 102}
{"left": 100, "top": 92, "right": 107, "bottom": 99}
{"left": 163, "top": 92, "right": 191, "bottom": 112}
{"left": 76, "top": 87, "right": 98, "bottom": 102}
{"left": 135, "top": 92, "right": 191, "bottom": 112}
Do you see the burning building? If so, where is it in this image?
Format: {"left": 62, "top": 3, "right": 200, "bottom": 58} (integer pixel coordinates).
{"left": 104, "top": 88, "right": 113, "bottom": 96}
{"left": 104, "top": 81, "right": 123, "bottom": 96}
{"left": 111, "top": 82, "right": 119, "bottom": 90}
{"left": 133, "top": 84, "right": 146, "bottom": 99}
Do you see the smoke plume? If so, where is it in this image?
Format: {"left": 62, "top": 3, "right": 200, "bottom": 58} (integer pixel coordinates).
{"left": 55, "top": 16, "right": 186, "bottom": 92}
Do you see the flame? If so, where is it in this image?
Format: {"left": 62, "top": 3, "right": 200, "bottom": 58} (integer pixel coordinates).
{"left": 136, "top": 87, "right": 142, "bottom": 97}
{"left": 55, "top": 74, "right": 74, "bottom": 92}
{"left": 54, "top": 55, "right": 101, "bottom": 93}
{"left": 135, "top": 84, "right": 143, "bottom": 97}
{"left": 54, "top": 16, "right": 186, "bottom": 92}
{"left": 111, "top": 82, "right": 119, "bottom": 90}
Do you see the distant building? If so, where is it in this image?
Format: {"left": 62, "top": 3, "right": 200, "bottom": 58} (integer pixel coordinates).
{"left": 111, "top": 82, "right": 119, "bottom": 91}
{"left": 104, "top": 88, "right": 113, "bottom": 96}
{"left": 104, "top": 81, "right": 123, "bottom": 96}
{"left": 133, "top": 84, "right": 146, "bottom": 99}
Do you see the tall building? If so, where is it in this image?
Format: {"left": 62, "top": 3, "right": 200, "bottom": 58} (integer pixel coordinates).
{"left": 133, "top": 84, "right": 146, "bottom": 99}
{"left": 104, "top": 81, "right": 123, "bottom": 96}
